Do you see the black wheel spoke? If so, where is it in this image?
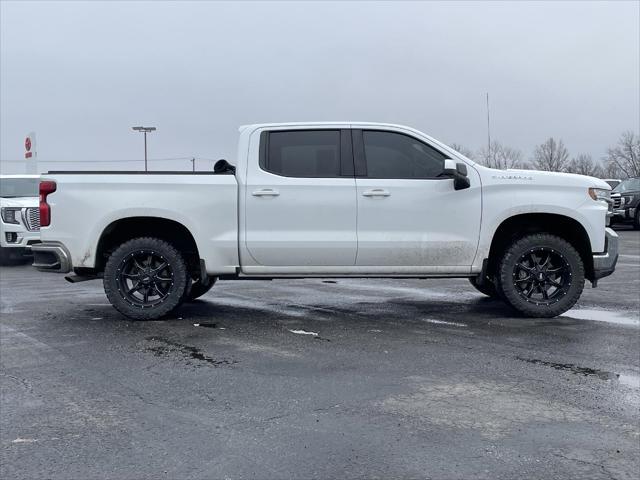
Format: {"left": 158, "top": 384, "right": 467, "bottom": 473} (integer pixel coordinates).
{"left": 540, "top": 253, "right": 551, "bottom": 268}
{"left": 526, "top": 284, "right": 536, "bottom": 298}
{"left": 515, "top": 274, "right": 533, "bottom": 283}
{"left": 150, "top": 262, "right": 168, "bottom": 274}
{"left": 126, "top": 282, "right": 143, "bottom": 294}
{"left": 546, "top": 266, "right": 566, "bottom": 274}
{"left": 155, "top": 275, "right": 172, "bottom": 282}
{"left": 547, "top": 278, "right": 564, "bottom": 288}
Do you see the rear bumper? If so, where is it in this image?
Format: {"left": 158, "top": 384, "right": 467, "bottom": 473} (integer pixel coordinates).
{"left": 32, "top": 241, "right": 72, "bottom": 273}
{"left": 592, "top": 228, "right": 618, "bottom": 282}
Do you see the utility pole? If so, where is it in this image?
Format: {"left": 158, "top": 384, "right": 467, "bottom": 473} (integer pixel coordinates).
{"left": 132, "top": 126, "right": 156, "bottom": 171}
{"left": 486, "top": 93, "right": 491, "bottom": 161}
{"left": 191, "top": 157, "right": 195, "bottom": 172}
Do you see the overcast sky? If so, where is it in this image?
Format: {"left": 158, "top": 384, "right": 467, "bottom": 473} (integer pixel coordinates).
{"left": 1, "top": 0, "right": 638, "bottom": 173}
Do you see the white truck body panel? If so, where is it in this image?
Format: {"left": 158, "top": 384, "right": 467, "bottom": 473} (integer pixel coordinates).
{"left": 37, "top": 122, "right": 611, "bottom": 278}
{"left": 42, "top": 173, "right": 239, "bottom": 273}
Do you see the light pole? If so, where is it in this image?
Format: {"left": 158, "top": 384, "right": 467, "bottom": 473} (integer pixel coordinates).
{"left": 132, "top": 126, "right": 156, "bottom": 171}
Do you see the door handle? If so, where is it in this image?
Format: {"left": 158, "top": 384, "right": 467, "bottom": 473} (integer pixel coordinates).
{"left": 362, "top": 188, "right": 390, "bottom": 197}
{"left": 252, "top": 188, "right": 280, "bottom": 197}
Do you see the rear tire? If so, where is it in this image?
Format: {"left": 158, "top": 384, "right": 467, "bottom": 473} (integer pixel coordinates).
{"left": 103, "top": 237, "right": 188, "bottom": 320}
{"left": 496, "top": 233, "right": 584, "bottom": 318}
{"left": 468, "top": 277, "right": 499, "bottom": 298}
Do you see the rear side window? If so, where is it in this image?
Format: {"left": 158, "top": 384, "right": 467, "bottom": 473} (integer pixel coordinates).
{"left": 362, "top": 130, "right": 447, "bottom": 179}
{"left": 261, "top": 130, "right": 342, "bottom": 177}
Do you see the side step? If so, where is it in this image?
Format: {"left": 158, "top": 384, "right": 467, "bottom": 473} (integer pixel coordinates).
{"left": 65, "top": 274, "right": 102, "bottom": 283}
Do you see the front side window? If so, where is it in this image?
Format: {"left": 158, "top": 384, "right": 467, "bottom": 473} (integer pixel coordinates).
{"left": 262, "top": 130, "right": 341, "bottom": 177}
{"left": 613, "top": 178, "right": 640, "bottom": 193}
{"left": 362, "top": 131, "right": 447, "bottom": 179}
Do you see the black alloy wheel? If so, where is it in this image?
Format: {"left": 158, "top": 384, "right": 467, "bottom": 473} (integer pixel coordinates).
{"left": 512, "top": 247, "right": 571, "bottom": 305}
{"left": 116, "top": 250, "right": 175, "bottom": 308}
{"left": 104, "top": 237, "right": 188, "bottom": 320}
{"left": 497, "top": 233, "right": 585, "bottom": 318}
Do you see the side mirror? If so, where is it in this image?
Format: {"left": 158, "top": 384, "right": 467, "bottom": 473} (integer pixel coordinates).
{"left": 443, "top": 159, "right": 470, "bottom": 190}
{"left": 214, "top": 159, "right": 236, "bottom": 174}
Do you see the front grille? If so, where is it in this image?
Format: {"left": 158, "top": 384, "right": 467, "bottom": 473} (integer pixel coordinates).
{"left": 24, "top": 207, "right": 40, "bottom": 232}
{"left": 612, "top": 196, "right": 622, "bottom": 209}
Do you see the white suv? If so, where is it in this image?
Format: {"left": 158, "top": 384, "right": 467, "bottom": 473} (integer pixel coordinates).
{"left": 0, "top": 175, "right": 40, "bottom": 264}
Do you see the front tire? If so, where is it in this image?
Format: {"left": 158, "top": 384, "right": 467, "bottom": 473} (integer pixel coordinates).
{"left": 496, "top": 233, "right": 584, "bottom": 318}
{"left": 633, "top": 209, "right": 640, "bottom": 230}
{"left": 103, "top": 237, "right": 188, "bottom": 320}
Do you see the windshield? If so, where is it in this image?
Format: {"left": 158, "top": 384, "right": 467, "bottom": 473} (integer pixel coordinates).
{"left": 0, "top": 178, "right": 39, "bottom": 198}
{"left": 613, "top": 177, "right": 640, "bottom": 193}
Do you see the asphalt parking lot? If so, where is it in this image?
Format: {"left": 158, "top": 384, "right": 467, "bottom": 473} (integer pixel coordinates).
{"left": 1, "top": 229, "right": 639, "bottom": 479}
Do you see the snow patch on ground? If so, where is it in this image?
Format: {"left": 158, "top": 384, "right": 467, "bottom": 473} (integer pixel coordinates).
{"left": 423, "top": 319, "right": 468, "bottom": 328}
{"left": 564, "top": 309, "right": 639, "bottom": 327}
{"left": 289, "top": 329, "right": 319, "bottom": 336}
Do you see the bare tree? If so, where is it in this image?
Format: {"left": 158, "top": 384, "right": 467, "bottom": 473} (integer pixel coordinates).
{"left": 566, "top": 153, "right": 602, "bottom": 177}
{"left": 477, "top": 141, "right": 526, "bottom": 169}
{"left": 449, "top": 143, "right": 475, "bottom": 160}
{"left": 602, "top": 159, "right": 624, "bottom": 179}
{"left": 532, "top": 138, "right": 569, "bottom": 172}
{"left": 605, "top": 131, "right": 640, "bottom": 178}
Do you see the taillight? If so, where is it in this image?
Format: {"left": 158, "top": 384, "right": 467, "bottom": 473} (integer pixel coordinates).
{"left": 39, "top": 181, "right": 56, "bottom": 227}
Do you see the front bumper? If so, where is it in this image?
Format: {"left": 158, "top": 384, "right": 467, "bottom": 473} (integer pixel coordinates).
{"left": 592, "top": 227, "right": 618, "bottom": 283}
{"left": 32, "top": 241, "right": 72, "bottom": 273}
{"left": 0, "top": 225, "right": 40, "bottom": 248}
{"left": 613, "top": 206, "right": 636, "bottom": 220}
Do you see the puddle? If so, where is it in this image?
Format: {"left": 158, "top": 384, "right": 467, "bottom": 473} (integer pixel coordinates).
{"left": 618, "top": 374, "right": 640, "bottom": 389}
{"left": 517, "top": 357, "right": 639, "bottom": 388}
{"left": 563, "top": 309, "right": 639, "bottom": 327}
{"left": 144, "top": 337, "right": 236, "bottom": 367}
{"left": 423, "top": 319, "right": 467, "bottom": 328}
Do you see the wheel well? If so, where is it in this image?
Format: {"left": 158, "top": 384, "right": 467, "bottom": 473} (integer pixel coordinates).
{"left": 94, "top": 217, "right": 201, "bottom": 277}
{"left": 487, "top": 213, "right": 594, "bottom": 281}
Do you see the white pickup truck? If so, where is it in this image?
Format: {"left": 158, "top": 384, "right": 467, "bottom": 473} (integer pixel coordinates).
{"left": 33, "top": 122, "right": 618, "bottom": 320}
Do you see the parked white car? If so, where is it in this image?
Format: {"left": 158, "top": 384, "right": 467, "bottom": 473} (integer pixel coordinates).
{"left": 0, "top": 175, "right": 40, "bottom": 264}
{"left": 33, "top": 122, "right": 618, "bottom": 320}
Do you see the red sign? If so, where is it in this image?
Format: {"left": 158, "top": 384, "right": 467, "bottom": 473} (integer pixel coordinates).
{"left": 25, "top": 136, "right": 32, "bottom": 158}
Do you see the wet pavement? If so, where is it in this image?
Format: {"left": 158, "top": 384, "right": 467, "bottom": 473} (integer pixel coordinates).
{"left": 1, "top": 229, "right": 639, "bottom": 479}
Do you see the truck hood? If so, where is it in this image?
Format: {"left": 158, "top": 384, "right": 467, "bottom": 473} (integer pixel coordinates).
{"left": 0, "top": 196, "right": 39, "bottom": 208}
{"left": 482, "top": 167, "right": 611, "bottom": 190}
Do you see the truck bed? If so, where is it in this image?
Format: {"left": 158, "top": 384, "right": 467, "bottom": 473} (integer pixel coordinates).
{"left": 40, "top": 172, "right": 239, "bottom": 273}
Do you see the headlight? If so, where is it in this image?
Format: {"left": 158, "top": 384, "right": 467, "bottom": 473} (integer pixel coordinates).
{"left": 588, "top": 188, "right": 611, "bottom": 202}
{"left": 1, "top": 207, "right": 21, "bottom": 224}
{"left": 622, "top": 194, "right": 636, "bottom": 205}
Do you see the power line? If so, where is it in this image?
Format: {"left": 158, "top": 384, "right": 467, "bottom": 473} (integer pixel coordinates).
{"left": 1, "top": 156, "right": 196, "bottom": 164}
